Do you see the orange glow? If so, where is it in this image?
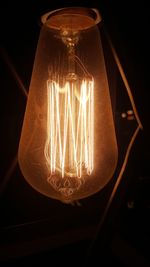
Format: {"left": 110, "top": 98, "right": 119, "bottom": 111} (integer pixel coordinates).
{"left": 44, "top": 79, "right": 94, "bottom": 181}
{"left": 18, "top": 8, "right": 118, "bottom": 202}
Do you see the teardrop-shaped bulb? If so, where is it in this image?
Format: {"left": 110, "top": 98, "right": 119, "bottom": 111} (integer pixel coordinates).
{"left": 18, "top": 8, "right": 118, "bottom": 202}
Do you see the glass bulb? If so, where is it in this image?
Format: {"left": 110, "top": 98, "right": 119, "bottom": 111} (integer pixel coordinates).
{"left": 18, "top": 8, "right": 118, "bottom": 203}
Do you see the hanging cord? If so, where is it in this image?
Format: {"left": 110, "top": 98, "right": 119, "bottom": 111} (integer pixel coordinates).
{"left": 0, "top": 46, "right": 28, "bottom": 98}
{"left": 85, "top": 28, "right": 143, "bottom": 263}
{"left": 0, "top": 46, "right": 28, "bottom": 195}
{"left": 105, "top": 30, "right": 143, "bottom": 130}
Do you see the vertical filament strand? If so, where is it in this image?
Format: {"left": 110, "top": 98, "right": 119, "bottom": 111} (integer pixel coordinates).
{"left": 45, "top": 79, "right": 94, "bottom": 178}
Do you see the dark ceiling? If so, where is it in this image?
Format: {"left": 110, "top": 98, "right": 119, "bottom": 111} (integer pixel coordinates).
{"left": 0, "top": 1, "right": 150, "bottom": 266}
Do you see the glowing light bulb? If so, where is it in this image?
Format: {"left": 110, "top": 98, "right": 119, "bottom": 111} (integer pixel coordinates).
{"left": 18, "top": 8, "right": 118, "bottom": 202}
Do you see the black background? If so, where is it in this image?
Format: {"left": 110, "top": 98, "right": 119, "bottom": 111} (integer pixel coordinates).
{"left": 0, "top": 1, "right": 150, "bottom": 266}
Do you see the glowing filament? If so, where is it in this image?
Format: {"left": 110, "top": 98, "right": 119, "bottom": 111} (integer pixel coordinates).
{"left": 44, "top": 79, "right": 94, "bottom": 179}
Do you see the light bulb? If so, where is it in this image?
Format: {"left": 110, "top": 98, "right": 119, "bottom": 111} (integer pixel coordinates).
{"left": 18, "top": 7, "right": 118, "bottom": 203}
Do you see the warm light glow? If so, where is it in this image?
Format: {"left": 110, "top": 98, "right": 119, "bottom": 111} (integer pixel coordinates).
{"left": 44, "top": 79, "right": 94, "bottom": 181}
{"left": 18, "top": 7, "right": 118, "bottom": 202}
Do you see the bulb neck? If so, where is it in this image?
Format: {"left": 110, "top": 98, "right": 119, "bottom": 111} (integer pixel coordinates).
{"left": 41, "top": 7, "right": 102, "bottom": 31}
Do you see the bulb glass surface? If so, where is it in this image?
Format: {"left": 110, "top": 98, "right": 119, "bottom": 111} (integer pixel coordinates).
{"left": 18, "top": 8, "right": 118, "bottom": 202}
